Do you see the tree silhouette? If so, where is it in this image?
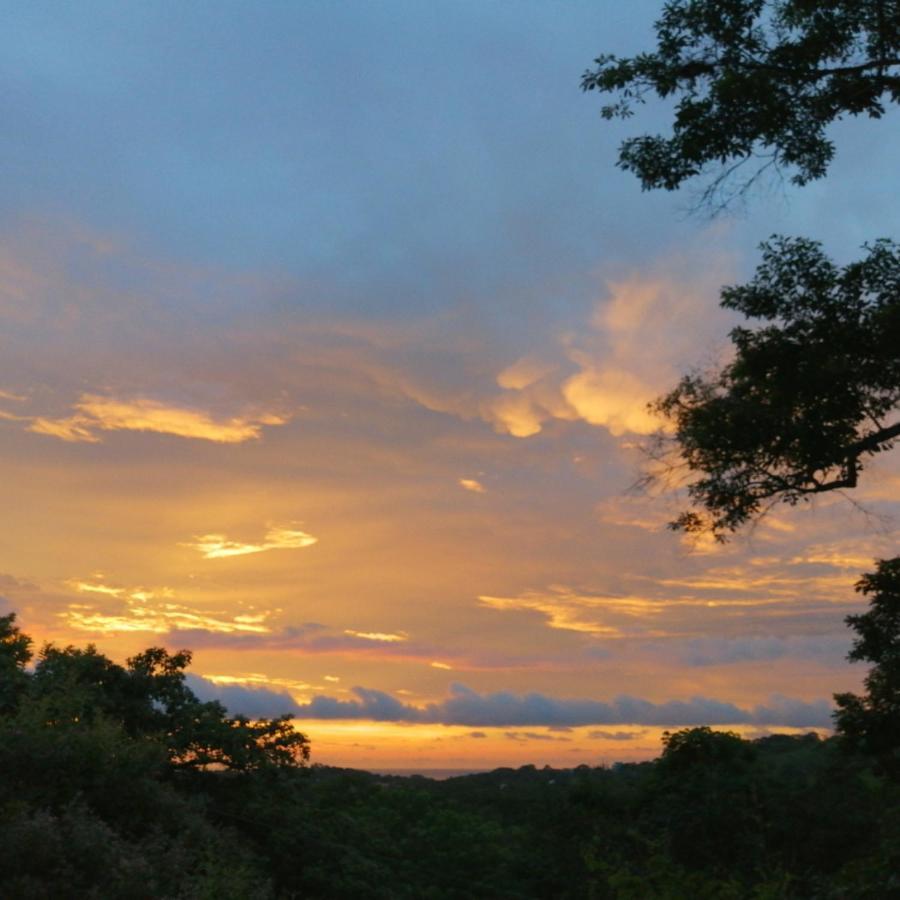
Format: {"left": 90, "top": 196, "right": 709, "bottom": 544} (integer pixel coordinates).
{"left": 26, "top": 636, "right": 309, "bottom": 772}
{"left": 651, "top": 236, "right": 900, "bottom": 538}
{"left": 583, "top": 0, "right": 900, "bottom": 207}
{"left": 586, "top": 0, "right": 900, "bottom": 535}
{"left": 834, "top": 558, "right": 900, "bottom": 778}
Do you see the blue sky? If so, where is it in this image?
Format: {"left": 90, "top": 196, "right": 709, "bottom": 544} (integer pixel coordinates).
{"left": 1, "top": 1, "right": 898, "bottom": 768}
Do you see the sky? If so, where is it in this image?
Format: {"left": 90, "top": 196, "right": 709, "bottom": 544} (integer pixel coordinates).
{"left": 1, "top": 1, "right": 899, "bottom": 771}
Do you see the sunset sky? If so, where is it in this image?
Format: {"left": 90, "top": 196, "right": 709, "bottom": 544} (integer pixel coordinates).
{"left": 2, "top": 1, "right": 899, "bottom": 771}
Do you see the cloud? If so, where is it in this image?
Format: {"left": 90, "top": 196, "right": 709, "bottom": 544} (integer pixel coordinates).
{"left": 140, "top": 620, "right": 445, "bottom": 661}
{"left": 561, "top": 363, "right": 662, "bottom": 437}
{"left": 679, "top": 635, "right": 850, "bottom": 667}
{"left": 469, "top": 263, "right": 735, "bottom": 439}
{"left": 185, "top": 525, "right": 318, "bottom": 559}
{"left": 343, "top": 629, "right": 408, "bottom": 643}
{"left": 587, "top": 730, "right": 646, "bottom": 741}
{"left": 26, "top": 394, "right": 289, "bottom": 444}
{"left": 62, "top": 580, "right": 273, "bottom": 636}
{"left": 186, "top": 674, "right": 300, "bottom": 718}
{"left": 69, "top": 580, "right": 125, "bottom": 597}
{"left": 64, "top": 605, "right": 272, "bottom": 636}
{"left": 505, "top": 731, "right": 571, "bottom": 742}
{"left": 478, "top": 588, "right": 664, "bottom": 638}
{"left": 290, "top": 683, "right": 833, "bottom": 728}
{"left": 459, "top": 478, "right": 486, "bottom": 493}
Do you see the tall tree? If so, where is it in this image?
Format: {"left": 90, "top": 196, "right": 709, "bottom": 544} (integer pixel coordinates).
{"left": 583, "top": 0, "right": 900, "bottom": 205}
{"left": 585, "top": 0, "right": 900, "bottom": 536}
{"left": 0, "top": 613, "right": 32, "bottom": 715}
{"left": 28, "top": 639, "right": 310, "bottom": 772}
{"left": 652, "top": 236, "right": 900, "bottom": 538}
{"left": 834, "top": 558, "right": 900, "bottom": 778}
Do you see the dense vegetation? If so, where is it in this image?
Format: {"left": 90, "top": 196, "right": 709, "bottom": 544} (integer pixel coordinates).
{"left": 2, "top": 560, "right": 899, "bottom": 899}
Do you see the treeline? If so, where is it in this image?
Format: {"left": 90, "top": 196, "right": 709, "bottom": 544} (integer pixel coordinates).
{"left": 2, "top": 590, "right": 899, "bottom": 899}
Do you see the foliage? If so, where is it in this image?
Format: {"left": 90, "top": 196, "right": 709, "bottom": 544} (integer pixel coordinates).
{"left": 834, "top": 557, "right": 900, "bottom": 778}
{"left": 582, "top": 0, "right": 900, "bottom": 203}
{"left": 0, "top": 619, "right": 311, "bottom": 897}
{"left": 651, "top": 236, "right": 900, "bottom": 537}
{"left": 27, "top": 639, "right": 309, "bottom": 772}
{"left": 4, "top": 589, "right": 900, "bottom": 897}
{"left": 586, "top": 1, "right": 900, "bottom": 534}
{"left": 0, "top": 612, "right": 33, "bottom": 714}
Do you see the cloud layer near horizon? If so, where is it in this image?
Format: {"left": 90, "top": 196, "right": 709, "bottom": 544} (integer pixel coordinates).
{"left": 188, "top": 678, "right": 833, "bottom": 729}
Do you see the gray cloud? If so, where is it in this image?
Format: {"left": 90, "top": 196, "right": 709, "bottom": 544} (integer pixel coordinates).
{"left": 505, "top": 731, "right": 572, "bottom": 743}
{"left": 587, "top": 730, "right": 645, "bottom": 741}
{"left": 186, "top": 674, "right": 300, "bottom": 719}
{"left": 291, "top": 683, "right": 833, "bottom": 728}
{"left": 680, "top": 635, "right": 851, "bottom": 667}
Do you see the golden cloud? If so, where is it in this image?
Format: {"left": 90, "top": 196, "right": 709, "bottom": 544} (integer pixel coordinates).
{"left": 474, "top": 258, "right": 734, "bottom": 440}
{"left": 63, "top": 588, "right": 272, "bottom": 636}
{"left": 27, "top": 394, "right": 289, "bottom": 444}
{"left": 479, "top": 591, "right": 627, "bottom": 636}
{"left": 343, "top": 630, "right": 409, "bottom": 643}
{"left": 561, "top": 363, "right": 663, "bottom": 437}
{"left": 459, "top": 478, "right": 486, "bottom": 494}
{"left": 185, "top": 525, "right": 318, "bottom": 559}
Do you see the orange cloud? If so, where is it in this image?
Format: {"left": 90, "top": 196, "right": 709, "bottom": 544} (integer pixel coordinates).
{"left": 185, "top": 526, "right": 318, "bottom": 559}
{"left": 27, "top": 394, "right": 288, "bottom": 444}
{"left": 472, "top": 259, "right": 734, "bottom": 440}
{"left": 343, "top": 630, "right": 409, "bottom": 643}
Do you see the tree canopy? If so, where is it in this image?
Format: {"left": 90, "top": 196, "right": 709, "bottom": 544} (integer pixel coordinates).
{"left": 3, "top": 612, "right": 900, "bottom": 896}
{"left": 652, "top": 236, "right": 900, "bottom": 538}
{"left": 834, "top": 557, "right": 900, "bottom": 778}
{"left": 582, "top": 0, "right": 900, "bottom": 204}
{"left": 0, "top": 613, "right": 309, "bottom": 773}
{"left": 586, "top": 0, "right": 900, "bottom": 535}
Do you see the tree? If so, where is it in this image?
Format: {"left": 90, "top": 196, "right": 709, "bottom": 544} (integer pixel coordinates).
{"left": 834, "top": 557, "right": 900, "bottom": 778}
{"left": 582, "top": 0, "right": 900, "bottom": 206}
{"left": 651, "top": 236, "right": 900, "bottom": 538}
{"left": 585, "top": 0, "right": 900, "bottom": 535}
{"left": 25, "top": 636, "right": 310, "bottom": 772}
{"left": 0, "top": 613, "right": 32, "bottom": 715}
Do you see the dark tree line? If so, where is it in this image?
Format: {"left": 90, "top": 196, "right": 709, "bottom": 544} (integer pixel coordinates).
{"left": 1, "top": 554, "right": 899, "bottom": 896}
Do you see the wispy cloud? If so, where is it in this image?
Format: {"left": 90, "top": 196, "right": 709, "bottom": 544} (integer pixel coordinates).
{"left": 26, "top": 394, "right": 288, "bottom": 444}
{"left": 459, "top": 478, "right": 486, "bottom": 493}
{"left": 479, "top": 589, "right": 663, "bottom": 637}
{"left": 343, "top": 629, "right": 408, "bottom": 643}
{"left": 505, "top": 731, "right": 571, "bottom": 742}
{"left": 185, "top": 525, "right": 318, "bottom": 559}
{"left": 62, "top": 579, "right": 273, "bottom": 636}
{"left": 587, "top": 729, "right": 646, "bottom": 741}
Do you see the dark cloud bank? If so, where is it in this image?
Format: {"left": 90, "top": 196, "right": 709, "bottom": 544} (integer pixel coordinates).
{"left": 191, "top": 678, "right": 833, "bottom": 729}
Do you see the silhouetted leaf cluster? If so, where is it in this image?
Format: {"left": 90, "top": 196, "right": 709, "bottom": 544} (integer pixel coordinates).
{"left": 583, "top": 0, "right": 900, "bottom": 201}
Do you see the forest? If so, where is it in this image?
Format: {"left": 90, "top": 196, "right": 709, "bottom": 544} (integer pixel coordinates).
{"left": 1, "top": 554, "right": 899, "bottom": 899}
